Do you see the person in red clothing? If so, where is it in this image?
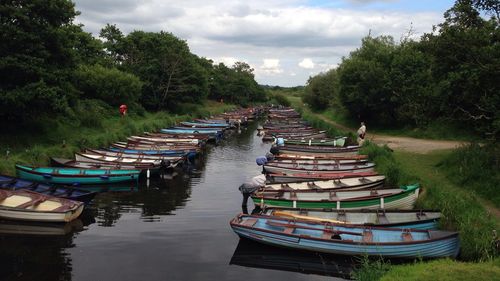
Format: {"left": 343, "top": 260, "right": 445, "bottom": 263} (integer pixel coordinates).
{"left": 119, "top": 104, "right": 127, "bottom": 117}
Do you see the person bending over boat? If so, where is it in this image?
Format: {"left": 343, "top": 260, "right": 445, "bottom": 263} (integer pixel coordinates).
{"left": 238, "top": 174, "right": 266, "bottom": 214}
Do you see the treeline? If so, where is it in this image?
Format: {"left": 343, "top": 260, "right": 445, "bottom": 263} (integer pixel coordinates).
{"left": 0, "top": 0, "right": 266, "bottom": 126}
{"left": 303, "top": 0, "right": 499, "bottom": 140}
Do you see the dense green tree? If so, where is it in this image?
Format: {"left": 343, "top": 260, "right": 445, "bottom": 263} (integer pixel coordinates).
{"left": 303, "top": 69, "right": 337, "bottom": 110}
{"left": 0, "top": 0, "right": 80, "bottom": 120}
{"left": 73, "top": 64, "right": 142, "bottom": 106}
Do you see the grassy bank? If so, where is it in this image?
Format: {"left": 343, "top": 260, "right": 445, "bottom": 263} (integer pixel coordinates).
{"left": 0, "top": 100, "right": 235, "bottom": 175}
{"left": 286, "top": 96, "right": 499, "bottom": 279}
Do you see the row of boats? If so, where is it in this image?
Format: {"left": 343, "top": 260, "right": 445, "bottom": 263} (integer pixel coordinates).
{"left": 230, "top": 107, "right": 460, "bottom": 259}
{"left": 0, "top": 108, "right": 261, "bottom": 225}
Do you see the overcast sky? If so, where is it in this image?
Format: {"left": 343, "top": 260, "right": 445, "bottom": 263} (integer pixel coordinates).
{"left": 73, "top": 0, "right": 455, "bottom": 86}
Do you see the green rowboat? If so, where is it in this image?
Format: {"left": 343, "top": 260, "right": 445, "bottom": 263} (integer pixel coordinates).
{"left": 284, "top": 137, "right": 347, "bottom": 147}
{"left": 16, "top": 164, "right": 140, "bottom": 185}
{"left": 252, "top": 184, "right": 420, "bottom": 210}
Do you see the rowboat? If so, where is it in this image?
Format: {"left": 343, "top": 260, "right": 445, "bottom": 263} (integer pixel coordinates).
{"left": 284, "top": 137, "right": 347, "bottom": 147}
{"left": 274, "top": 154, "right": 368, "bottom": 161}
{"left": 252, "top": 184, "right": 420, "bottom": 210}
{"left": 114, "top": 141, "right": 200, "bottom": 150}
{"left": 106, "top": 147, "right": 191, "bottom": 157}
{"left": 16, "top": 164, "right": 140, "bottom": 185}
{"left": 261, "top": 208, "right": 441, "bottom": 230}
{"left": 75, "top": 152, "right": 163, "bottom": 166}
{"left": 267, "top": 171, "right": 379, "bottom": 183}
{"left": 263, "top": 175, "right": 386, "bottom": 192}
{"left": 85, "top": 149, "right": 184, "bottom": 163}
{"left": 262, "top": 132, "right": 328, "bottom": 142}
{"left": 145, "top": 132, "right": 210, "bottom": 141}
{"left": 0, "top": 175, "right": 97, "bottom": 204}
{"left": 110, "top": 143, "right": 199, "bottom": 155}
{"left": 277, "top": 145, "right": 360, "bottom": 157}
{"left": 268, "top": 158, "right": 368, "bottom": 165}
{"left": 128, "top": 136, "right": 200, "bottom": 145}
{"left": 180, "top": 121, "right": 231, "bottom": 129}
{"left": 230, "top": 214, "right": 459, "bottom": 258}
{"left": 263, "top": 162, "right": 376, "bottom": 175}
{"left": 0, "top": 189, "right": 84, "bottom": 222}
{"left": 51, "top": 157, "right": 163, "bottom": 173}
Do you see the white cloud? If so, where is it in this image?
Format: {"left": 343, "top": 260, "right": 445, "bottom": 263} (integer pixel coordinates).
{"left": 298, "top": 58, "right": 315, "bottom": 69}
{"left": 213, "top": 57, "right": 239, "bottom": 67}
{"left": 73, "top": 0, "right": 447, "bottom": 86}
{"left": 259, "top": 59, "right": 283, "bottom": 74}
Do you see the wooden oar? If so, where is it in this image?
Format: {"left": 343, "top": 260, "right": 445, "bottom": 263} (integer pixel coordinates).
{"left": 265, "top": 220, "right": 363, "bottom": 236}
{"left": 272, "top": 210, "right": 345, "bottom": 224}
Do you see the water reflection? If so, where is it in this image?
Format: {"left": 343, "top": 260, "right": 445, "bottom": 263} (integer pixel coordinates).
{"left": 0, "top": 209, "right": 95, "bottom": 281}
{"left": 230, "top": 239, "right": 354, "bottom": 279}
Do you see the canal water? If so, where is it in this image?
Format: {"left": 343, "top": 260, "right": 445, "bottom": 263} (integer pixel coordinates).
{"left": 1, "top": 121, "right": 354, "bottom": 281}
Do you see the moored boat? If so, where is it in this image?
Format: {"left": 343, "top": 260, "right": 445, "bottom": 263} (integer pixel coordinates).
{"left": 263, "top": 175, "right": 386, "bottom": 192}
{"left": 260, "top": 207, "right": 441, "bottom": 230}
{"left": 263, "top": 162, "right": 376, "bottom": 175}
{"left": 252, "top": 184, "right": 420, "bottom": 210}
{"left": 0, "top": 175, "right": 97, "bottom": 204}
{"left": 0, "top": 189, "right": 84, "bottom": 222}
{"left": 16, "top": 164, "right": 140, "bottom": 185}
{"left": 267, "top": 171, "right": 379, "bottom": 183}
{"left": 230, "top": 214, "right": 459, "bottom": 258}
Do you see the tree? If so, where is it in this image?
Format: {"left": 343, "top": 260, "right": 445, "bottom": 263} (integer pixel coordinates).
{"left": 0, "top": 0, "right": 81, "bottom": 120}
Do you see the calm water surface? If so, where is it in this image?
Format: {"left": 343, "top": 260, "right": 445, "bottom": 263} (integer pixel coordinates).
{"left": 1, "top": 121, "right": 354, "bottom": 281}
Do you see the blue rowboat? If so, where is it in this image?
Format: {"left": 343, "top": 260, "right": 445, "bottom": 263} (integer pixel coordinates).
{"left": 160, "top": 128, "right": 223, "bottom": 141}
{"left": 107, "top": 147, "right": 198, "bottom": 161}
{"left": 172, "top": 126, "right": 223, "bottom": 132}
{"left": 16, "top": 165, "right": 140, "bottom": 185}
{"left": 106, "top": 147, "right": 189, "bottom": 157}
{"left": 230, "top": 214, "right": 460, "bottom": 259}
{"left": 0, "top": 175, "right": 97, "bottom": 204}
{"left": 180, "top": 121, "right": 230, "bottom": 128}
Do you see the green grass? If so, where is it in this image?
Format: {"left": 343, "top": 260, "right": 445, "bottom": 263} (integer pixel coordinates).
{"left": 0, "top": 100, "right": 235, "bottom": 176}
{"left": 439, "top": 144, "right": 500, "bottom": 208}
{"left": 381, "top": 258, "right": 500, "bottom": 281}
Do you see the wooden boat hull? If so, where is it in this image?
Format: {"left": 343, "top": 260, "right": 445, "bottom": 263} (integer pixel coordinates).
{"left": 230, "top": 214, "right": 460, "bottom": 258}
{"left": 50, "top": 158, "right": 163, "bottom": 174}
{"left": 261, "top": 208, "right": 441, "bottom": 230}
{"left": 0, "top": 175, "right": 97, "bottom": 204}
{"left": 263, "top": 164, "right": 375, "bottom": 175}
{"left": 16, "top": 165, "right": 140, "bottom": 185}
{"left": 0, "top": 190, "right": 84, "bottom": 222}
{"left": 263, "top": 175, "right": 386, "bottom": 192}
{"left": 267, "top": 171, "right": 379, "bottom": 183}
{"left": 252, "top": 184, "right": 420, "bottom": 210}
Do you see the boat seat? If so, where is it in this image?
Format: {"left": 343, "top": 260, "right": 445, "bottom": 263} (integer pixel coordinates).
{"left": 358, "top": 177, "right": 372, "bottom": 183}
{"left": 307, "top": 182, "right": 320, "bottom": 190}
{"left": 377, "top": 211, "right": 390, "bottom": 224}
{"left": 336, "top": 210, "right": 346, "bottom": 222}
{"left": 283, "top": 227, "right": 294, "bottom": 234}
{"left": 402, "top": 232, "right": 413, "bottom": 242}
{"left": 16, "top": 197, "right": 47, "bottom": 209}
{"left": 416, "top": 211, "right": 428, "bottom": 220}
{"left": 362, "top": 230, "right": 373, "bottom": 242}
{"left": 280, "top": 184, "right": 293, "bottom": 191}
{"left": 0, "top": 190, "right": 8, "bottom": 201}
{"left": 329, "top": 191, "right": 338, "bottom": 201}
{"left": 241, "top": 218, "right": 258, "bottom": 227}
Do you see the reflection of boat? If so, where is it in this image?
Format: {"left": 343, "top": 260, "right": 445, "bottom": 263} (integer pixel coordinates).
{"left": 230, "top": 239, "right": 354, "bottom": 278}
{"left": 81, "top": 183, "right": 139, "bottom": 193}
{"left": 0, "top": 219, "right": 84, "bottom": 236}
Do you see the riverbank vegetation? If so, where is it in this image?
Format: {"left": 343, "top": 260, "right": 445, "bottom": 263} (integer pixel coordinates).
{"left": 301, "top": 0, "right": 499, "bottom": 142}
{"left": 0, "top": 100, "right": 235, "bottom": 176}
{"left": 0, "top": 0, "right": 266, "bottom": 131}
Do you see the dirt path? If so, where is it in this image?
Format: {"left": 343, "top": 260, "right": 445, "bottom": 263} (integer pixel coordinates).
{"left": 316, "top": 115, "right": 466, "bottom": 154}
{"left": 314, "top": 114, "right": 500, "bottom": 220}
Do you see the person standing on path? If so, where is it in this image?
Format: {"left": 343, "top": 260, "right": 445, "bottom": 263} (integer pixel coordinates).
{"left": 357, "top": 122, "right": 366, "bottom": 146}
